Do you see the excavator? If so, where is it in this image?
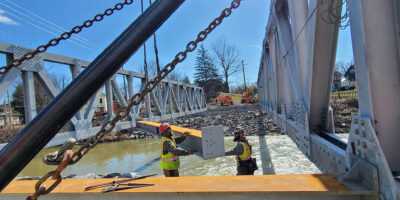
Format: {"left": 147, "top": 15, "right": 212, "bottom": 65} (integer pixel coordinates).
{"left": 241, "top": 86, "right": 258, "bottom": 104}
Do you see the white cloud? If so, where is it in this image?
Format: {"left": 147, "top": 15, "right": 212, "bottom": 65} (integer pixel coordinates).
{"left": 0, "top": 9, "right": 19, "bottom": 25}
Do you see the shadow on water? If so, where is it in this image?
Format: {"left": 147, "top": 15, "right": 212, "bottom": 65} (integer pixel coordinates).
{"left": 133, "top": 156, "right": 161, "bottom": 174}
{"left": 258, "top": 108, "right": 275, "bottom": 175}
{"left": 258, "top": 134, "right": 276, "bottom": 174}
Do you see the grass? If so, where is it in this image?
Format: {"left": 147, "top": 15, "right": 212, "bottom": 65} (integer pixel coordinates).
{"left": 330, "top": 90, "right": 357, "bottom": 99}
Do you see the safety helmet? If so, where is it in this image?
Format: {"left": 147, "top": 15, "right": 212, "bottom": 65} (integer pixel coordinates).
{"left": 234, "top": 127, "right": 244, "bottom": 135}
{"left": 159, "top": 123, "right": 171, "bottom": 134}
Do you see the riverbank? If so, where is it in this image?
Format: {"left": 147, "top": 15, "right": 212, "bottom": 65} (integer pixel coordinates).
{"left": 87, "top": 104, "right": 283, "bottom": 144}
{"left": 1, "top": 99, "right": 357, "bottom": 144}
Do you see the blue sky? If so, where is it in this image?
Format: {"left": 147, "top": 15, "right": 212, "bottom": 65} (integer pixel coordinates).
{"left": 0, "top": 0, "right": 353, "bottom": 89}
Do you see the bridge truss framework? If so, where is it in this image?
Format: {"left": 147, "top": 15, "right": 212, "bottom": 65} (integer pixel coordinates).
{"left": 0, "top": 41, "right": 206, "bottom": 149}
{"left": 258, "top": 0, "right": 400, "bottom": 199}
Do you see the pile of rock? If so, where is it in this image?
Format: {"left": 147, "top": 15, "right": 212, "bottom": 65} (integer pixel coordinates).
{"left": 169, "top": 104, "right": 282, "bottom": 136}
{"left": 330, "top": 98, "right": 358, "bottom": 133}
{"left": 78, "top": 129, "right": 153, "bottom": 144}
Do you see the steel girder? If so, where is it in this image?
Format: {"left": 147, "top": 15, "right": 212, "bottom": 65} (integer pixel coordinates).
{"left": 258, "top": 0, "right": 400, "bottom": 199}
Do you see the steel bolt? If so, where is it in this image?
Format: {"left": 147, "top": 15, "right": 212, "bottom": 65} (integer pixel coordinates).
{"left": 362, "top": 131, "right": 366, "bottom": 137}
{"left": 362, "top": 142, "right": 367, "bottom": 148}
{"left": 362, "top": 153, "right": 367, "bottom": 160}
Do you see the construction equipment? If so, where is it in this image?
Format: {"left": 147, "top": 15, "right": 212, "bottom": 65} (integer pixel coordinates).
{"left": 241, "top": 86, "right": 258, "bottom": 104}
{"left": 216, "top": 95, "right": 233, "bottom": 106}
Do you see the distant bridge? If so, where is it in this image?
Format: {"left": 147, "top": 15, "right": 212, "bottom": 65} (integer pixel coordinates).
{"left": 0, "top": 41, "right": 206, "bottom": 149}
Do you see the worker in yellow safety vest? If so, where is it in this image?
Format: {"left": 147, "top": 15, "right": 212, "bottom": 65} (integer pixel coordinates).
{"left": 225, "top": 127, "right": 258, "bottom": 175}
{"left": 159, "top": 122, "right": 195, "bottom": 177}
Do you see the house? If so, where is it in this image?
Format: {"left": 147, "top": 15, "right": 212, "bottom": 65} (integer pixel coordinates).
{"left": 93, "top": 93, "right": 120, "bottom": 116}
{"left": 0, "top": 105, "right": 23, "bottom": 128}
{"left": 95, "top": 93, "right": 107, "bottom": 114}
{"left": 344, "top": 65, "right": 356, "bottom": 81}
{"left": 344, "top": 65, "right": 357, "bottom": 87}
{"left": 332, "top": 71, "right": 343, "bottom": 92}
{"left": 340, "top": 77, "right": 351, "bottom": 87}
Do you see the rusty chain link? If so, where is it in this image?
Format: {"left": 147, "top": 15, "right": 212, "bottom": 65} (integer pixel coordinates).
{"left": 0, "top": 0, "right": 134, "bottom": 75}
{"left": 27, "top": 171, "right": 62, "bottom": 200}
{"left": 28, "top": 0, "right": 242, "bottom": 199}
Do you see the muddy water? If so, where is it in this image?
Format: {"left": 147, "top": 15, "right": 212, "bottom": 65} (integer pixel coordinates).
{"left": 19, "top": 135, "right": 321, "bottom": 178}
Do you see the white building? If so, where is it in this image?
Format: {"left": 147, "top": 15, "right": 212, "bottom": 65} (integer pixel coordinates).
{"left": 0, "top": 105, "right": 23, "bottom": 128}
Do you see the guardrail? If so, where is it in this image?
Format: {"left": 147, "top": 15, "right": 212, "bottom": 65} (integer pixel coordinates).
{"left": 330, "top": 90, "right": 357, "bottom": 99}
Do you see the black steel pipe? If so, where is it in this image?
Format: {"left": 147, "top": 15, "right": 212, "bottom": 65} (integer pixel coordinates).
{"left": 0, "top": 0, "right": 184, "bottom": 191}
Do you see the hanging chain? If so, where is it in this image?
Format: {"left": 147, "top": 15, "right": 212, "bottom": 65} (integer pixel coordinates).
{"left": 0, "top": 0, "right": 134, "bottom": 75}
{"left": 27, "top": 0, "right": 242, "bottom": 199}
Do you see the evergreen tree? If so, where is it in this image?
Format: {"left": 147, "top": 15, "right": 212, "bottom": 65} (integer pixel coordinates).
{"left": 194, "top": 45, "right": 223, "bottom": 99}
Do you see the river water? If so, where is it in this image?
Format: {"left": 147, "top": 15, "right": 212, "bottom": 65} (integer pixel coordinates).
{"left": 19, "top": 135, "right": 325, "bottom": 178}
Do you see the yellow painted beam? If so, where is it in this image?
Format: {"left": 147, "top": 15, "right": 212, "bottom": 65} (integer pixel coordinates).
{"left": 2, "top": 174, "right": 366, "bottom": 194}
{"left": 137, "top": 121, "right": 202, "bottom": 137}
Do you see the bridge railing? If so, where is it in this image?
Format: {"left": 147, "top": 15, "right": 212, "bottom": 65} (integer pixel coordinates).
{"left": 330, "top": 90, "right": 357, "bottom": 99}
{"left": 0, "top": 41, "right": 206, "bottom": 148}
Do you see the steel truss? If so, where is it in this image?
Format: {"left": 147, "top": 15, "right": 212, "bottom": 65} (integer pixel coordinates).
{"left": 0, "top": 41, "right": 206, "bottom": 149}
{"left": 258, "top": 0, "right": 400, "bottom": 199}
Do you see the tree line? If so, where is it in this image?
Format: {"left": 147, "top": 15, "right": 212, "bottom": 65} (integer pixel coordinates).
{"left": 194, "top": 37, "right": 242, "bottom": 100}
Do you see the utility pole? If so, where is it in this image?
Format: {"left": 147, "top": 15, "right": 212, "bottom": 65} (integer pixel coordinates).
{"left": 7, "top": 90, "right": 13, "bottom": 131}
{"left": 242, "top": 60, "right": 247, "bottom": 91}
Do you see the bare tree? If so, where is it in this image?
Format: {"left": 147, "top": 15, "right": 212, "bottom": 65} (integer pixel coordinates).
{"left": 167, "top": 71, "right": 182, "bottom": 81}
{"left": 335, "top": 61, "right": 353, "bottom": 75}
{"left": 49, "top": 73, "right": 70, "bottom": 91}
{"left": 212, "top": 37, "right": 241, "bottom": 92}
{"left": 147, "top": 60, "right": 158, "bottom": 76}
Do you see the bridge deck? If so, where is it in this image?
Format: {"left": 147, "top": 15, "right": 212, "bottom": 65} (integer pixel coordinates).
{"left": 1, "top": 174, "right": 372, "bottom": 200}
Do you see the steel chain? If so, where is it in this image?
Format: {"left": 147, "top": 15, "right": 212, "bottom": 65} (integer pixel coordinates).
{"left": 27, "top": 171, "right": 62, "bottom": 200}
{"left": 28, "top": 0, "right": 241, "bottom": 199}
{"left": 0, "top": 0, "right": 134, "bottom": 75}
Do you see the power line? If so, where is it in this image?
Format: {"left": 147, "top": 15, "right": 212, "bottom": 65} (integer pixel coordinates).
{"left": 0, "top": 9, "right": 94, "bottom": 50}
{"left": 0, "top": 2, "right": 98, "bottom": 51}
{"left": 4, "top": 0, "right": 98, "bottom": 48}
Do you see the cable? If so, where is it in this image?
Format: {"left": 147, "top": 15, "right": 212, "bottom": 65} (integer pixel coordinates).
{"left": 320, "top": 0, "right": 350, "bottom": 30}
{"left": 4, "top": 0, "right": 98, "bottom": 47}
{"left": 141, "top": 0, "right": 149, "bottom": 83}
{"left": 0, "top": 9, "right": 94, "bottom": 50}
{"left": 281, "top": 4, "right": 318, "bottom": 59}
{"left": 0, "top": 2, "right": 94, "bottom": 50}
{"left": 149, "top": 0, "right": 161, "bottom": 75}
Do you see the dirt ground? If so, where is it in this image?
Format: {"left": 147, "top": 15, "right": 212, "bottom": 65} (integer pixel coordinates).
{"left": 330, "top": 98, "right": 358, "bottom": 133}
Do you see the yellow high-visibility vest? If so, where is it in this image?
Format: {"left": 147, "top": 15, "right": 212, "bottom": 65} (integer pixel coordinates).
{"left": 236, "top": 142, "right": 251, "bottom": 161}
{"left": 160, "top": 137, "right": 180, "bottom": 170}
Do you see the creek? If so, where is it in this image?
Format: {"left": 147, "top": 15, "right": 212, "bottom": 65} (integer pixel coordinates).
{"left": 19, "top": 135, "right": 326, "bottom": 178}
